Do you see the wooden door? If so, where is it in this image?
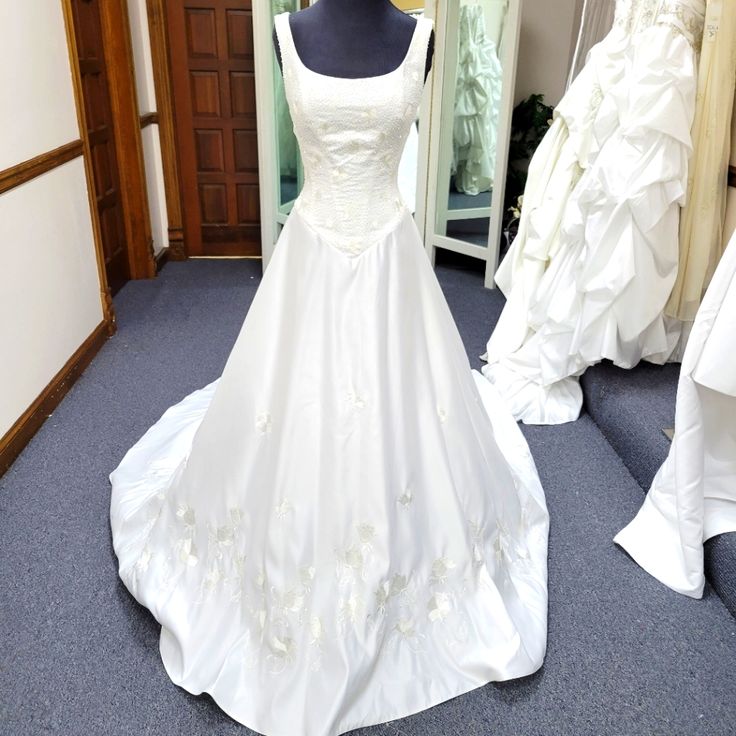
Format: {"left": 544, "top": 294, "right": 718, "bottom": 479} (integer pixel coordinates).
{"left": 167, "top": 0, "right": 261, "bottom": 257}
{"left": 70, "top": 0, "right": 130, "bottom": 295}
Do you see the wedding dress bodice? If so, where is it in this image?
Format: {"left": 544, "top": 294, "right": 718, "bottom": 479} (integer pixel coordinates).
{"left": 274, "top": 12, "right": 433, "bottom": 256}
{"left": 613, "top": 0, "right": 704, "bottom": 47}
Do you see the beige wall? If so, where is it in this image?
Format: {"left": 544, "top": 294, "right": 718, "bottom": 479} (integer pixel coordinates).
{"left": 0, "top": 3, "right": 79, "bottom": 169}
{"left": 514, "top": 0, "right": 581, "bottom": 105}
{"left": 0, "top": 3, "right": 104, "bottom": 439}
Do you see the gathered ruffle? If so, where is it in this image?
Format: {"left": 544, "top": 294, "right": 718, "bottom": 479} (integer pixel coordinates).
{"left": 485, "top": 15, "right": 700, "bottom": 424}
{"left": 452, "top": 5, "right": 503, "bottom": 196}
{"left": 537, "top": 27, "right": 695, "bottom": 376}
{"left": 489, "top": 26, "right": 631, "bottom": 361}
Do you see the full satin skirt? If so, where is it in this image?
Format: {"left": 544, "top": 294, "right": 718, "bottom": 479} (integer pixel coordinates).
{"left": 109, "top": 207, "right": 549, "bottom": 736}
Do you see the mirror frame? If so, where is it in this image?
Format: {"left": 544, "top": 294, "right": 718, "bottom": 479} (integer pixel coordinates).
{"left": 253, "top": 0, "right": 312, "bottom": 270}
{"left": 417, "top": 0, "right": 523, "bottom": 289}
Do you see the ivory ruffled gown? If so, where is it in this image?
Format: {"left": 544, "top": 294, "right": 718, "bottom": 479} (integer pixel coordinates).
{"left": 482, "top": 0, "right": 705, "bottom": 425}
{"left": 109, "top": 13, "right": 549, "bottom": 736}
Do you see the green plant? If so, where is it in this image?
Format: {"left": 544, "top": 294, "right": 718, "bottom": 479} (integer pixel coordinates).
{"left": 503, "top": 93, "right": 554, "bottom": 235}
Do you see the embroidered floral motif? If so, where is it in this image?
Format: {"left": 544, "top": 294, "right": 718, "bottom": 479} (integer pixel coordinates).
{"left": 275, "top": 499, "right": 294, "bottom": 519}
{"left": 338, "top": 593, "right": 365, "bottom": 629}
{"left": 123, "top": 492, "right": 540, "bottom": 673}
{"left": 346, "top": 389, "right": 368, "bottom": 408}
{"left": 255, "top": 412, "right": 272, "bottom": 435}
{"left": 431, "top": 556, "right": 456, "bottom": 583}
{"left": 397, "top": 486, "right": 414, "bottom": 507}
{"left": 427, "top": 592, "right": 451, "bottom": 622}
{"left": 658, "top": 0, "right": 705, "bottom": 51}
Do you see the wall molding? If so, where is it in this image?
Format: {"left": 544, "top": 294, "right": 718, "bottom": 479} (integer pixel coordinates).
{"left": 0, "top": 140, "right": 83, "bottom": 196}
{"left": 0, "top": 318, "right": 111, "bottom": 477}
{"left": 140, "top": 111, "right": 159, "bottom": 128}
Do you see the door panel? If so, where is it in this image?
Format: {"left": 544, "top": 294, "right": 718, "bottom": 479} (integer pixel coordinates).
{"left": 71, "top": 0, "right": 130, "bottom": 294}
{"left": 169, "top": 0, "right": 261, "bottom": 257}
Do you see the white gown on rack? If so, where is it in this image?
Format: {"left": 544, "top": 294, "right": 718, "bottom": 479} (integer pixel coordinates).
{"left": 615, "top": 228, "right": 736, "bottom": 598}
{"left": 109, "top": 12, "right": 549, "bottom": 736}
{"left": 482, "top": 0, "right": 705, "bottom": 425}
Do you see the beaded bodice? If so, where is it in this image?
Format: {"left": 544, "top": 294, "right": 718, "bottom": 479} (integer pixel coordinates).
{"left": 274, "top": 12, "right": 433, "bottom": 256}
{"left": 613, "top": 0, "right": 705, "bottom": 48}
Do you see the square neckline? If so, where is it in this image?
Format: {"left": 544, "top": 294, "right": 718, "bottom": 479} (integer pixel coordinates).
{"left": 281, "top": 11, "right": 423, "bottom": 83}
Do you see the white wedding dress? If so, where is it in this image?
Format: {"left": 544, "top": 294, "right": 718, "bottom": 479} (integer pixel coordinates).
{"left": 614, "top": 227, "right": 736, "bottom": 598}
{"left": 109, "top": 12, "right": 549, "bottom": 736}
{"left": 482, "top": 0, "right": 705, "bottom": 424}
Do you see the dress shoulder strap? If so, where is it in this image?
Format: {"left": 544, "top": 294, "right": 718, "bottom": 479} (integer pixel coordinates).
{"left": 274, "top": 12, "right": 298, "bottom": 82}
{"left": 402, "top": 15, "right": 434, "bottom": 91}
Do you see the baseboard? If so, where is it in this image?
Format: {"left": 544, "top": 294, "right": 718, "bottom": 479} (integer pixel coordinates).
{"left": 0, "top": 318, "right": 111, "bottom": 477}
{"left": 155, "top": 247, "right": 169, "bottom": 273}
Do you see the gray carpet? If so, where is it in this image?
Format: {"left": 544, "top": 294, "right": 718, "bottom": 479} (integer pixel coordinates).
{"left": 581, "top": 361, "right": 680, "bottom": 491}
{"left": 1, "top": 258, "right": 736, "bottom": 736}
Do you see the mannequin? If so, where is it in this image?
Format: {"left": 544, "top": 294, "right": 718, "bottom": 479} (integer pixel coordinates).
{"left": 273, "top": 0, "right": 434, "bottom": 81}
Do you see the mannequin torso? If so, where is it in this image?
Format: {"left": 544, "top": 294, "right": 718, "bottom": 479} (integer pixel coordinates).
{"left": 273, "top": 0, "right": 434, "bottom": 81}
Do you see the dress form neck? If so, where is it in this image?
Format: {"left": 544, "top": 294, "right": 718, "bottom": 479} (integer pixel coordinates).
{"left": 273, "top": 0, "right": 433, "bottom": 81}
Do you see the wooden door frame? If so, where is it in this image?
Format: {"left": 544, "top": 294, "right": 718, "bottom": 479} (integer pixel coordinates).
{"left": 162, "top": 0, "right": 203, "bottom": 258}
{"left": 61, "top": 0, "right": 115, "bottom": 331}
{"left": 146, "top": 0, "right": 187, "bottom": 259}
{"left": 63, "top": 0, "right": 156, "bottom": 286}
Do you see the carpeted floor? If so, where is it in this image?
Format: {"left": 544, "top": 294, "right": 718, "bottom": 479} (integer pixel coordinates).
{"left": 1, "top": 258, "right": 735, "bottom": 736}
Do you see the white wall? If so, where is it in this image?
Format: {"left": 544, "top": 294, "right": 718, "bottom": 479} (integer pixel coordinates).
{"left": 0, "top": 161, "right": 103, "bottom": 437}
{"left": 0, "top": 4, "right": 103, "bottom": 439}
{"left": 127, "top": 0, "right": 169, "bottom": 254}
{"left": 0, "top": 2, "right": 79, "bottom": 170}
{"left": 514, "top": 0, "right": 580, "bottom": 105}
{"left": 141, "top": 125, "right": 169, "bottom": 255}
{"left": 127, "top": 0, "right": 157, "bottom": 114}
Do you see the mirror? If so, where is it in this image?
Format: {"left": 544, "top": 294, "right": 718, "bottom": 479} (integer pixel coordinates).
{"left": 421, "top": 0, "right": 521, "bottom": 289}
{"left": 271, "top": 0, "right": 304, "bottom": 223}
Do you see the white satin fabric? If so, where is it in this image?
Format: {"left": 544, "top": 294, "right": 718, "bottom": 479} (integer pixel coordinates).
{"left": 109, "top": 12, "right": 549, "bottom": 736}
{"left": 398, "top": 120, "right": 419, "bottom": 213}
{"left": 614, "top": 229, "right": 736, "bottom": 597}
{"left": 482, "top": 0, "right": 704, "bottom": 425}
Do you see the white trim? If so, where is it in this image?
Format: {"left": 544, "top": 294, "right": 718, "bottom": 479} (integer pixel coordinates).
{"left": 252, "top": 2, "right": 280, "bottom": 270}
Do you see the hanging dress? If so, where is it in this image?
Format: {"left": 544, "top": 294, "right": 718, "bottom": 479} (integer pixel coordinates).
{"left": 482, "top": 0, "right": 705, "bottom": 425}
{"left": 615, "top": 226, "right": 736, "bottom": 598}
